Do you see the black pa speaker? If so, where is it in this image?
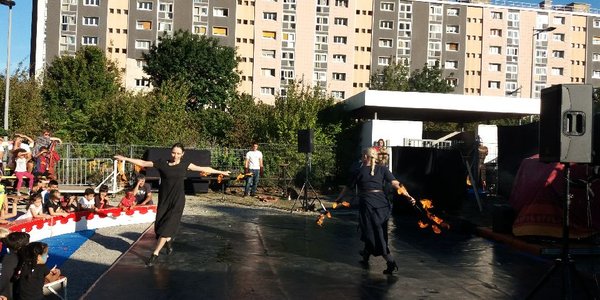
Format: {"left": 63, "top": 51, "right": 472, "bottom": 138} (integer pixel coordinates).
{"left": 539, "top": 84, "right": 595, "bottom": 163}
{"left": 298, "top": 129, "right": 314, "bottom": 153}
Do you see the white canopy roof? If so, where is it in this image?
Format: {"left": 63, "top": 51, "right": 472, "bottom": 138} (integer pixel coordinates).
{"left": 343, "top": 90, "right": 540, "bottom": 122}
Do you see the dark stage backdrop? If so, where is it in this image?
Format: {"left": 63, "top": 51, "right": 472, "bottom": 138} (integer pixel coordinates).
{"left": 142, "top": 148, "right": 211, "bottom": 194}
{"left": 497, "top": 122, "right": 539, "bottom": 198}
{"left": 391, "top": 147, "right": 467, "bottom": 212}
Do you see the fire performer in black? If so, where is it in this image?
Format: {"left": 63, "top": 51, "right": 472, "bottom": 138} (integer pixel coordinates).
{"left": 115, "top": 143, "right": 230, "bottom": 266}
{"left": 335, "top": 147, "right": 415, "bottom": 274}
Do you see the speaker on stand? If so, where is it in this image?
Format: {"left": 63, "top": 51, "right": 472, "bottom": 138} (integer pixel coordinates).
{"left": 527, "top": 84, "right": 595, "bottom": 299}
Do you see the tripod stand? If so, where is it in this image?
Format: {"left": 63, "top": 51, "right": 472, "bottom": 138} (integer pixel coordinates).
{"left": 290, "top": 153, "right": 325, "bottom": 212}
{"left": 525, "top": 163, "right": 593, "bottom": 300}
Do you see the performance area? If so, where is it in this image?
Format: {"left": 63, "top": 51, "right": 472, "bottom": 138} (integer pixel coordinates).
{"left": 81, "top": 202, "right": 596, "bottom": 299}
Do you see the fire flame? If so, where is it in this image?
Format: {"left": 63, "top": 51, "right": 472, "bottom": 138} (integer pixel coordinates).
{"left": 416, "top": 199, "right": 450, "bottom": 234}
{"left": 332, "top": 201, "right": 350, "bottom": 209}
{"left": 316, "top": 214, "right": 325, "bottom": 227}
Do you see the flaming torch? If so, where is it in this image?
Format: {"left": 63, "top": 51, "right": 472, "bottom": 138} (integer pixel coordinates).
{"left": 397, "top": 187, "right": 450, "bottom": 234}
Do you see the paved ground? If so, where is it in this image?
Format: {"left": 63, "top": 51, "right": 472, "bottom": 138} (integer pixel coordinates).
{"left": 81, "top": 200, "right": 600, "bottom": 299}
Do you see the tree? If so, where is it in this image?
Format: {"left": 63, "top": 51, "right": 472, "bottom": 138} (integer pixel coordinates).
{"left": 2, "top": 67, "right": 45, "bottom": 135}
{"left": 408, "top": 64, "right": 455, "bottom": 93}
{"left": 369, "top": 59, "right": 410, "bottom": 91}
{"left": 143, "top": 30, "right": 239, "bottom": 110}
{"left": 41, "top": 46, "right": 122, "bottom": 142}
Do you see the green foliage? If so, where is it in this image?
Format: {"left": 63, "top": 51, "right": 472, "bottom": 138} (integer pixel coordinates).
{"left": 41, "top": 46, "right": 122, "bottom": 142}
{"left": 408, "top": 64, "right": 455, "bottom": 93}
{"left": 3, "top": 67, "right": 45, "bottom": 134}
{"left": 369, "top": 59, "right": 410, "bottom": 91}
{"left": 143, "top": 30, "right": 240, "bottom": 110}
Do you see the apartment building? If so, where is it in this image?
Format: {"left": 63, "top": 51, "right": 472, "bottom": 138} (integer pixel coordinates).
{"left": 31, "top": 0, "right": 600, "bottom": 104}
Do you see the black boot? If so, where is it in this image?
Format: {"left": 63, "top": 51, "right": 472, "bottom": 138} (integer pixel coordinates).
{"left": 146, "top": 254, "right": 158, "bottom": 267}
{"left": 383, "top": 261, "right": 398, "bottom": 275}
{"left": 358, "top": 250, "right": 370, "bottom": 265}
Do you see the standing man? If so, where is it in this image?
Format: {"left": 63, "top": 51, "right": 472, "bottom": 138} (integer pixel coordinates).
{"left": 244, "top": 142, "right": 263, "bottom": 197}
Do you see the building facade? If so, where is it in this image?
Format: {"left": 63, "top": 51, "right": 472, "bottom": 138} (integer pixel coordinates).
{"left": 31, "top": 0, "right": 600, "bottom": 104}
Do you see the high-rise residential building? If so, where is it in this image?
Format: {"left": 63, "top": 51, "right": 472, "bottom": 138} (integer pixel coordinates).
{"left": 31, "top": 0, "right": 600, "bottom": 104}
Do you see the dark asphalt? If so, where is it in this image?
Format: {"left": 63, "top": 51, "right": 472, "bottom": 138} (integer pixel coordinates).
{"left": 83, "top": 204, "right": 599, "bottom": 299}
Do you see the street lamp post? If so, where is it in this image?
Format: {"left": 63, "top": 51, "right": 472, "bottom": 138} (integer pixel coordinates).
{"left": 1, "top": 0, "right": 15, "bottom": 133}
{"left": 531, "top": 26, "right": 556, "bottom": 98}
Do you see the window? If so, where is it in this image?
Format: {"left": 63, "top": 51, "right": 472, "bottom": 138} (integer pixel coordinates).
{"left": 262, "top": 49, "right": 276, "bottom": 58}
{"left": 84, "top": 0, "right": 99, "bottom": 6}
{"left": 333, "top": 36, "right": 347, "bottom": 44}
{"left": 488, "top": 63, "right": 501, "bottom": 72}
{"left": 593, "top": 53, "right": 600, "bottom": 61}
{"left": 281, "top": 70, "right": 294, "bottom": 80}
{"left": 82, "top": 36, "right": 98, "bottom": 45}
{"left": 213, "top": 8, "right": 229, "bottom": 17}
{"left": 551, "top": 67, "right": 564, "bottom": 76}
{"left": 446, "top": 78, "right": 458, "bottom": 87}
{"left": 264, "top": 12, "right": 277, "bottom": 20}
{"left": 261, "top": 68, "right": 276, "bottom": 77}
{"left": 333, "top": 54, "right": 346, "bottom": 63}
{"left": 506, "top": 65, "right": 517, "bottom": 74}
{"left": 535, "top": 67, "right": 546, "bottom": 75}
{"left": 488, "top": 81, "right": 500, "bottom": 89}
{"left": 428, "top": 41, "right": 441, "bottom": 57}
{"left": 83, "top": 17, "right": 98, "bottom": 26}
{"left": 594, "top": 36, "right": 600, "bottom": 45}
{"left": 445, "top": 60, "right": 458, "bottom": 69}
{"left": 379, "top": 39, "right": 392, "bottom": 48}
{"left": 446, "top": 25, "right": 459, "bottom": 34}
{"left": 380, "top": 20, "right": 393, "bottom": 30}
{"left": 315, "top": 53, "right": 327, "bottom": 62}
{"left": 490, "top": 29, "right": 502, "bottom": 37}
{"left": 136, "top": 21, "right": 152, "bottom": 30}
{"left": 61, "top": 35, "right": 76, "bottom": 44}
{"left": 263, "top": 31, "right": 276, "bottom": 39}
{"left": 135, "top": 40, "right": 151, "bottom": 49}
{"left": 593, "top": 70, "right": 600, "bottom": 78}
{"left": 212, "top": 26, "right": 228, "bottom": 36}
{"left": 261, "top": 87, "right": 275, "bottom": 95}
{"left": 282, "top": 51, "right": 294, "bottom": 60}
{"left": 332, "top": 91, "right": 345, "bottom": 99}
{"left": 447, "top": 8, "right": 459, "bottom": 16}
{"left": 194, "top": 26, "right": 207, "bottom": 35}
{"left": 334, "top": 18, "right": 348, "bottom": 26}
{"left": 335, "top": 0, "right": 348, "bottom": 7}
{"left": 398, "top": 22, "right": 411, "bottom": 37}
{"left": 332, "top": 73, "right": 346, "bottom": 81}
{"left": 446, "top": 43, "right": 459, "bottom": 51}
{"left": 507, "top": 47, "right": 518, "bottom": 56}
{"left": 378, "top": 56, "right": 391, "bottom": 66}
{"left": 136, "top": 59, "right": 147, "bottom": 68}
{"left": 135, "top": 78, "right": 150, "bottom": 87}
{"left": 489, "top": 46, "right": 501, "bottom": 54}
{"left": 137, "top": 1, "right": 152, "bottom": 10}
{"left": 398, "top": 3, "right": 412, "bottom": 19}
{"left": 553, "top": 16, "right": 565, "bottom": 25}
{"left": 491, "top": 11, "right": 502, "bottom": 19}
{"left": 159, "top": 3, "right": 173, "bottom": 12}
{"left": 282, "top": 33, "right": 295, "bottom": 47}
{"left": 553, "top": 33, "right": 565, "bottom": 41}
{"left": 594, "top": 19, "right": 600, "bottom": 28}
{"left": 381, "top": 2, "right": 394, "bottom": 11}
{"left": 507, "top": 12, "right": 519, "bottom": 27}
{"left": 159, "top": 22, "right": 172, "bottom": 32}
{"left": 552, "top": 50, "right": 565, "bottom": 58}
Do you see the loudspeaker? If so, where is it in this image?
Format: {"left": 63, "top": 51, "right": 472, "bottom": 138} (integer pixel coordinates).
{"left": 539, "top": 84, "right": 595, "bottom": 163}
{"left": 297, "top": 129, "right": 314, "bottom": 153}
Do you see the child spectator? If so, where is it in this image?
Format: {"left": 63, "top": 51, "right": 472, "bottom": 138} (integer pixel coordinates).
{"left": 44, "top": 190, "right": 69, "bottom": 218}
{"left": 0, "top": 232, "right": 30, "bottom": 300}
{"left": 78, "top": 188, "right": 97, "bottom": 212}
{"left": 13, "top": 149, "right": 34, "bottom": 196}
{"left": 16, "top": 194, "right": 50, "bottom": 221}
{"left": 59, "top": 193, "right": 78, "bottom": 213}
{"left": 41, "top": 180, "right": 58, "bottom": 207}
{"left": 132, "top": 174, "right": 153, "bottom": 205}
{"left": 118, "top": 191, "right": 136, "bottom": 211}
{"left": 94, "top": 185, "right": 112, "bottom": 209}
{"left": 14, "top": 242, "right": 61, "bottom": 300}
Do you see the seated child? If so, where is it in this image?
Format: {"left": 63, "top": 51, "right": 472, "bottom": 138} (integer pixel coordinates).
{"left": 60, "top": 193, "right": 78, "bottom": 212}
{"left": 78, "top": 188, "right": 97, "bottom": 212}
{"left": 94, "top": 185, "right": 112, "bottom": 209}
{"left": 118, "top": 191, "right": 136, "bottom": 211}
{"left": 14, "top": 242, "right": 61, "bottom": 300}
{"left": 44, "top": 190, "right": 69, "bottom": 217}
{"left": 16, "top": 194, "right": 51, "bottom": 220}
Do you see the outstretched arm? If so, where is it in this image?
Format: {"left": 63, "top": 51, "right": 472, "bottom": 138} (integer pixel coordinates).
{"left": 394, "top": 180, "right": 416, "bottom": 205}
{"left": 114, "top": 155, "right": 154, "bottom": 168}
{"left": 188, "top": 163, "right": 230, "bottom": 176}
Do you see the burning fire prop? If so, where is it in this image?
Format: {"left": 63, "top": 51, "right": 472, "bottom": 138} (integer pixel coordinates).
{"left": 315, "top": 199, "right": 351, "bottom": 227}
{"left": 396, "top": 188, "right": 450, "bottom": 234}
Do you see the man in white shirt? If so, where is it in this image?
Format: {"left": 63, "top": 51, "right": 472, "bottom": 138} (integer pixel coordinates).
{"left": 244, "top": 143, "right": 263, "bottom": 197}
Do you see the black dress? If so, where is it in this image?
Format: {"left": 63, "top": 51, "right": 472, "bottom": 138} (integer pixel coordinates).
{"left": 0, "top": 253, "right": 18, "bottom": 299}
{"left": 349, "top": 164, "right": 396, "bottom": 257}
{"left": 15, "top": 264, "right": 49, "bottom": 300}
{"left": 152, "top": 158, "right": 189, "bottom": 238}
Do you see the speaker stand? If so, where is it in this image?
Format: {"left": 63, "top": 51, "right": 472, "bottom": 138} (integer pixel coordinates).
{"left": 290, "top": 153, "right": 325, "bottom": 212}
{"left": 525, "top": 163, "right": 593, "bottom": 300}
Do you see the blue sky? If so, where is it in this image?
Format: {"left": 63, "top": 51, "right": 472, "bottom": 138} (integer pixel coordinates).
{"left": 0, "top": 0, "right": 595, "bottom": 73}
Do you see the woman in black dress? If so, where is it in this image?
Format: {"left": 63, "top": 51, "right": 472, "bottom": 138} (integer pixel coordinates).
{"left": 114, "top": 143, "right": 230, "bottom": 266}
{"left": 335, "top": 147, "right": 415, "bottom": 274}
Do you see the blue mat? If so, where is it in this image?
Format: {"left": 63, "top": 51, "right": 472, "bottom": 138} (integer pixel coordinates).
{"left": 40, "top": 230, "right": 95, "bottom": 268}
